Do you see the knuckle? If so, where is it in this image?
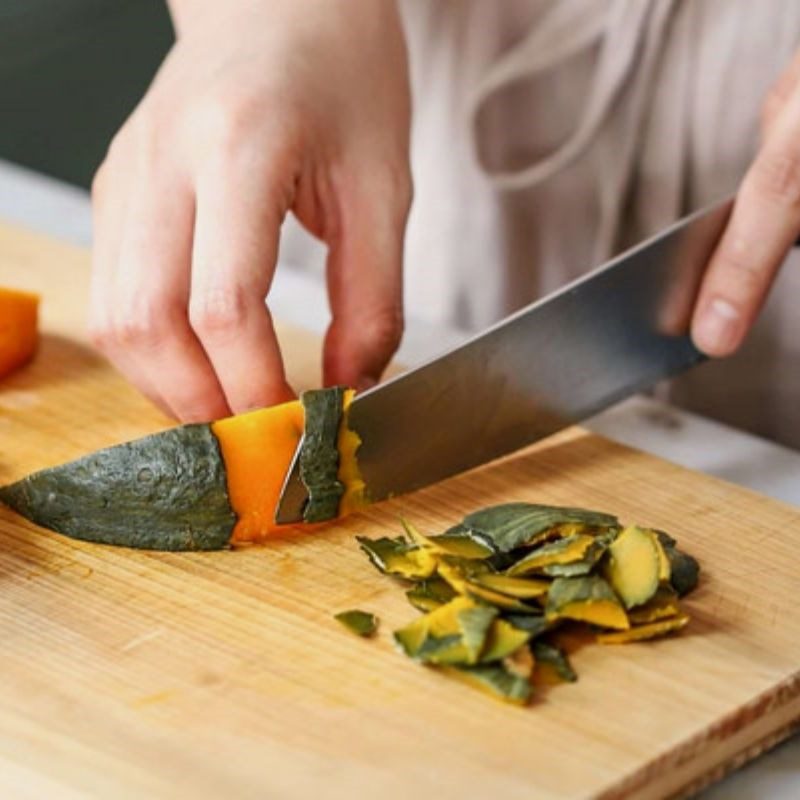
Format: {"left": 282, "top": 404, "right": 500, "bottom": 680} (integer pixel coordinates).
{"left": 360, "top": 305, "right": 404, "bottom": 355}
{"left": 372, "top": 162, "right": 414, "bottom": 219}
{"left": 113, "top": 297, "right": 180, "bottom": 350}
{"left": 194, "top": 91, "right": 261, "bottom": 151}
{"left": 750, "top": 148, "right": 800, "bottom": 207}
{"left": 189, "top": 284, "right": 250, "bottom": 340}
{"left": 717, "top": 239, "right": 765, "bottom": 292}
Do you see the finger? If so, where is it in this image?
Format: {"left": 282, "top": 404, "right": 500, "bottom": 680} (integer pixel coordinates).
{"left": 89, "top": 152, "right": 172, "bottom": 417}
{"left": 112, "top": 168, "right": 231, "bottom": 423}
{"left": 323, "top": 169, "right": 410, "bottom": 390}
{"left": 189, "top": 155, "right": 294, "bottom": 413}
{"left": 692, "top": 87, "right": 800, "bottom": 357}
{"left": 762, "top": 49, "right": 800, "bottom": 136}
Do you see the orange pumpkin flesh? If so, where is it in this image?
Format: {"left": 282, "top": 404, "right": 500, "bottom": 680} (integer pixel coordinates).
{"left": 211, "top": 391, "right": 365, "bottom": 543}
{"left": 212, "top": 399, "right": 305, "bottom": 543}
{"left": 0, "top": 287, "right": 39, "bottom": 378}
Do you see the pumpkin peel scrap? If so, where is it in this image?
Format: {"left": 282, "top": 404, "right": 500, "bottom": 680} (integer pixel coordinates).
{"left": 350, "top": 505, "right": 698, "bottom": 705}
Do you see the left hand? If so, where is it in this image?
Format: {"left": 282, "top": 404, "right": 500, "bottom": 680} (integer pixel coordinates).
{"left": 692, "top": 50, "right": 800, "bottom": 356}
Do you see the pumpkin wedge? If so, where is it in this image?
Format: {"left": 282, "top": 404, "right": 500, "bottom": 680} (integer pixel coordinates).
{"left": 0, "top": 387, "right": 363, "bottom": 550}
{"left": 0, "top": 286, "right": 39, "bottom": 379}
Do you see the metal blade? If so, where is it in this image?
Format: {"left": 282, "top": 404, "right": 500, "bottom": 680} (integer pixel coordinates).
{"left": 276, "top": 197, "right": 732, "bottom": 523}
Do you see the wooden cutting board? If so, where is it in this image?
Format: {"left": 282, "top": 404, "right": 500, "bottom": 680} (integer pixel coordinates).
{"left": 1, "top": 221, "right": 798, "bottom": 800}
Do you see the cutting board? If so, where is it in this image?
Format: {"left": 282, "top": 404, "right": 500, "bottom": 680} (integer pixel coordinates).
{"left": 1, "top": 221, "right": 798, "bottom": 800}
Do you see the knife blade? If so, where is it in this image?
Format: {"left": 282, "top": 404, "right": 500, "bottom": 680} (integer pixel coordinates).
{"left": 276, "top": 197, "right": 733, "bottom": 524}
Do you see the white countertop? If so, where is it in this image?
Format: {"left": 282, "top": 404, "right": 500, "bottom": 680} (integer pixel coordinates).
{"left": 1, "top": 158, "right": 798, "bottom": 798}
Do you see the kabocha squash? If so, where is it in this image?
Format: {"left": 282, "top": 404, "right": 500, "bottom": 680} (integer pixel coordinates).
{"left": 459, "top": 503, "right": 619, "bottom": 554}
{"left": 628, "top": 587, "right": 682, "bottom": 624}
{"left": 655, "top": 531, "right": 700, "bottom": 596}
{"left": 357, "top": 535, "right": 438, "bottom": 580}
{"left": 212, "top": 399, "right": 305, "bottom": 544}
{"left": 532, "top": 641, "right": 577, "bottom": 685}
{"left": 299, "top": 387, "right": 346, "bottom": 522}
{"left": 0, "top": 387, "right": 363, "bottom": 550}
{"left": 443, "top": 664, "right": 532, "bottom": 705}
{"left": 335, "top": 609, "right": 379, "bottom": 637}
{"left": 345, "top": 504, "right": 700, "bottom": 705}
{"left": 0, "top": 287, "right": 39, "bottom": 379}
{"left": 406, "top": 578, "right": 457, "bottom": 612}
{"left": 597, "top": 613, "right": 689, "bottom": 644}
{"left": 337, "top": 390, "right": 366, "bottom": 515}
{"left": 471, "top": 574, "right": 550, "bottom": 600}
{"left": 545, "top": 576, "right": 630, "bottom": 630}
{"left": 604, "top": 526, "right": 662, "bottom": 609}
{"left": 506, "top": 533, "right": 606, "bottom": 577}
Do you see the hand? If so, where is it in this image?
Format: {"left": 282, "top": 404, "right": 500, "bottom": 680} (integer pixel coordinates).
{"left": 691, "top": 50, "right": 800, "bottom": 357}
{"left": 89, "top": 0, "right": 411, "bottom": 422}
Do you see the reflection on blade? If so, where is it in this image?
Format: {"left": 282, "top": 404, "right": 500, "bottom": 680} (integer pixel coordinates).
{"left": 276, "top": 197, "right": 733, "bottom": 524}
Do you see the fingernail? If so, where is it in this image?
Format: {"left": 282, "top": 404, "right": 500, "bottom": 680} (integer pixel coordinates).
{"left": 694, "top": 298, "right": 740, "bottom": 355}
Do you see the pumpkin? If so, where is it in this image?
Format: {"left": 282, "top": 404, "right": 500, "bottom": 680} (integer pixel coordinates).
{"left": 471, "top": 573, "right": 550, "bottom": 600}
{"left": 299, "top": 387, "right": 346, "bottom": 521}
{"left": 464, "top": 581, "right": 536, "bottom": 612}
{"left": 443, "top": 663, "right": 532, "bottom": 705}
{"left": 394, "top": 597, "right": 498, "bottom": 665}
{"left": 479, "top": 619, "right": 532, "bottom": 662}
{"left": 597, "top": 613, "right": 689, "bottom": 644}
{"left": 0, "top": 387, "right": 362, "bottom": 550}
{"left": 503, "top": 644, "right": 536, "bottom": 680}
{"left": 356, "top": 535, "right": 438, "bottom": 580}
{"left": 603, "top": 526, "right": 662, "bottom": 609}
{"left": 0, "top": 286, "right": 39, "bottom": 379}
{"left": 404, "top": 519, "right": 493, "bottom": 560}
{"left": 655, "top": 531, "right": 700, "bottom": 596}
{"left": 628, "top": 587, "right": 681, "bottom": 624}
{"left": 532, "top": 641, "right": 577, "bottom": 685}
{"left": 351, "top": 509, "right": 699, "bottom": 705}
{"left": 506, "top": 533, "right": 598, "bottom": 577}
{"left": 334, "top": 609, "right": 379, "bottom": 637}
{"left": 545, "top": 576, "right": 630, "bottom": 630}
{"left": 406, "top": 578, "right": 458, "bottom": 612}
{"left": 459, "top": 503, "right": 619, "bottom": 554}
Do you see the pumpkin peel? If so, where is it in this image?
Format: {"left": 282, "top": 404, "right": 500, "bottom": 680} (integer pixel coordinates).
{"left": 352, "top": 506, "right": 697, "bottom": 705}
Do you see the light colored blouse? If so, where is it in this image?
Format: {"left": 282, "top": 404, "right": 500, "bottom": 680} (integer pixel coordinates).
{"left": 283, "top": 0, "right": 800, "bottom": 449}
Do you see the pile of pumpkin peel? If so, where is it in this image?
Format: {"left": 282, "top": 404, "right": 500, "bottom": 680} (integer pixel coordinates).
{"left": 336, "top": 503, "right": 699, "bottom": 705}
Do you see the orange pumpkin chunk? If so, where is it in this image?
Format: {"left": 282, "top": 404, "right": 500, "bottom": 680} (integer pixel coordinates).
{"left": 0, "top": 287, "right": 39, "bottom": 379}
{"left": 212, "top": 400, "right": 305, "bottom": 543}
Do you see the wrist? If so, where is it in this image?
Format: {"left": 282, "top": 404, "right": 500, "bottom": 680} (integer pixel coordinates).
{"left": 166, "top": 0, "right": 227, "bottom": 37}
{"left": 167, "top": 0, "right": 400, "bottom": 39}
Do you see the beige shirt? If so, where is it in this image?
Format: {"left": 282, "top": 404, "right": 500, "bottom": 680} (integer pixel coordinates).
{"left": 283, "top": 0, "right": 800, "bottom": 449}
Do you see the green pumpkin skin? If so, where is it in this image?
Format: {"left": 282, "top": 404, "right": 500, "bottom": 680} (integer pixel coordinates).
{"left": 0, "top": 424, "right": 236, "bottom": 551}
{"left": 299, "top": 387, "right": 346, "bottom": 523}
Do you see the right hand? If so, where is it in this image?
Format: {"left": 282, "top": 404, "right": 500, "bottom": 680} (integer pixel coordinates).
{"left": 89, "top": 0, "right": 412, "bottom": 422}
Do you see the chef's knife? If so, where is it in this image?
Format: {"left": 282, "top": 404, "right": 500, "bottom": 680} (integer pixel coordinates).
{"left": 276, "top": 197, "right": 733, "bottom": 524}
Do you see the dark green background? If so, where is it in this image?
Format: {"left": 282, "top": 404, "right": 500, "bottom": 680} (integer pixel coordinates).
{"left": 0, "top": 0, "right": 173, "bottom": 187}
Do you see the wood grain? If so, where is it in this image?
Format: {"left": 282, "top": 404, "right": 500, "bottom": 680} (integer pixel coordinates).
{"left": 1, "top": 220, "right": 799, "bottom": 799}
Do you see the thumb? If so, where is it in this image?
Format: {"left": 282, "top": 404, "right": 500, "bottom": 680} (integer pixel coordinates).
{"left": 323, "top": 172, "right": 410, "bottom": 390}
